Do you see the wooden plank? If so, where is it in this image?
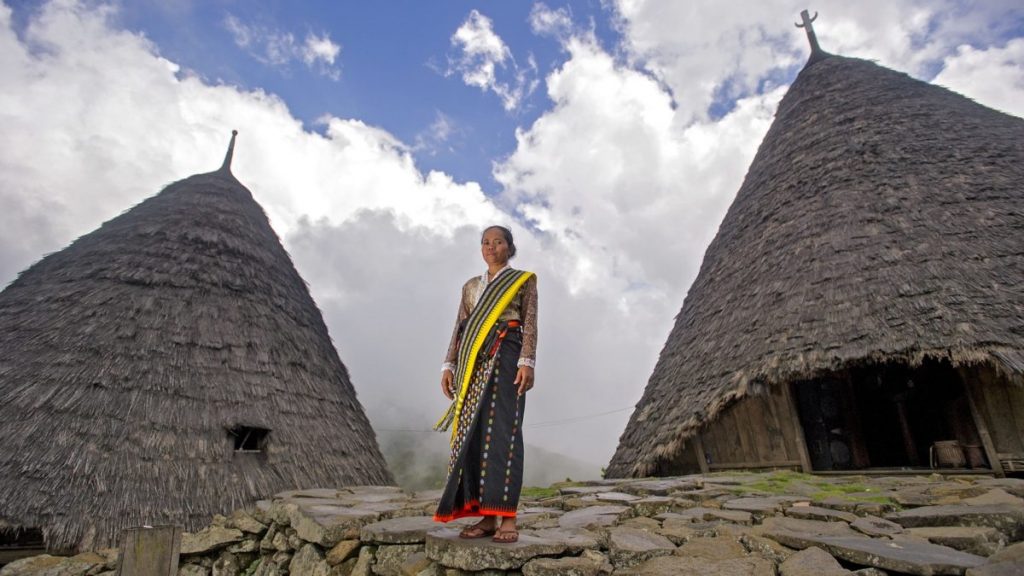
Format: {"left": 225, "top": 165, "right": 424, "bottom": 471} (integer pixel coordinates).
{"left": 117, "top": 525, "right": 181, "bottom": 576}
{"left": 729, "top": 401, "right": 755, "bottom": 463}
{"left": 765, "top": 387, "right": 792, "bottom": 460}
{"left": 980, "top": 372, "right": 1024, "bottom": 454}
{"left": 783, "top": 382, "right": 814, "bottom": 473}
{"left": 745, "top": 395, "right": 777, "bottom": 462}
{"left": 769, "top": 386, "right": 801, "bottom": 462}
{"left": 962, "top": 368, "right": 1006, "bottom": 478}
{"left": 839, "top": 373, "right": 870, "bottom": 468}
{"left": 693, "top": 433, "right": 710, "bottom": 474}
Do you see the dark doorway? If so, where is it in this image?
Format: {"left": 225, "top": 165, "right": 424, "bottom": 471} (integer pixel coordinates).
{"left": 793, "top": 359, "right": 985, "bottom": 470}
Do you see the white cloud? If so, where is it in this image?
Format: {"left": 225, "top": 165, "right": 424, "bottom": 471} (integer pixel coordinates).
{"left": 933, "top": 38, "right": 1024, "bottom": 118}
{"left": 529, "top": 3, "right": 574, "bottom": 39}
{"left": 224, "top": 13, "right": 342, "bottom": 79}
{"left": 448, "top": 9, "right": 537, "bottom": 111}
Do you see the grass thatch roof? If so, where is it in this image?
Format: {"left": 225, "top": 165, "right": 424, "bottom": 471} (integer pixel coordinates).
{"left": 606, "top": 53, "right": 1024, "bottom": 478}
{"left": 0, "top": 149, "right": 393, "bottom": 551}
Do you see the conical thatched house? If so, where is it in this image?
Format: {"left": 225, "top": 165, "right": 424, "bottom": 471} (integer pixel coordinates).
{"left": 608, "top": 25, "right": 1024, "bottom": 479}
{"left": 0, "top": 133, "right": 393, "bottom": 552}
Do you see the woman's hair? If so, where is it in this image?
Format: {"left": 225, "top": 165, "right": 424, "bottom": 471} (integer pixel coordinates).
{"left": 482, "top": 225, "right": 517, "bottom": 259}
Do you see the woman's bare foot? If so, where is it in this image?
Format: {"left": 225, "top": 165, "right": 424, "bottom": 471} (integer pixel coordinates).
{"left": 458, "top": 516, "right": 497, "bottom": 539}
{"left": 492, "top": 517, "right": 518, "bottom": 543}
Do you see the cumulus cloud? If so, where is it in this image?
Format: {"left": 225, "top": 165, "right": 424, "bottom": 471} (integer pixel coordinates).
{"left": 933, "top": 38, "right": 1024, "bottom": 118}
{"left": 529, "top": 3, "right": 574, "bottom": 39}
{"left": 224, "top": 13, "right": 341, "bottom": 79}
{"left": 2, "top": 0, "right": 1022, "bottom": 472}
{"left": 448, "top": 9, "right": 538, "bottom": 111}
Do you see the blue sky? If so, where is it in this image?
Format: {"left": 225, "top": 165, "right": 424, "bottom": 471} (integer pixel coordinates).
{"left": 1, "top": 0, "right": 1023, "bottom": 475}
{"left": 57, "top": 0, "right": 621, "bottom": 189}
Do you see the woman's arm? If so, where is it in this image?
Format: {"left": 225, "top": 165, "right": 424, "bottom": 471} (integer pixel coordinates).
{"left": 441, "top": 282, "right": 471, "bottom": 399}
{"left": 515, "top": 275, "right": 537, "bottom": 395}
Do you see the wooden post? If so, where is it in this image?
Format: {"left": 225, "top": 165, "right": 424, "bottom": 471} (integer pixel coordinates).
{"left": 783, "top": 382, "right": 814, "bottom": 473}
{"left": 961, "top": 367, "right": 1006, "bottom": 478}
{"left": 693, "top": 433, "right": 710, "bottom": 475}
{"left": 116, "top": 526, "right": 181, "bottom": 576}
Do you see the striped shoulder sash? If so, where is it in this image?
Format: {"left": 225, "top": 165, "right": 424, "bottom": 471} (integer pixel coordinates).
{"left": 434, "top": 268, "right": 534, "bottom": 435}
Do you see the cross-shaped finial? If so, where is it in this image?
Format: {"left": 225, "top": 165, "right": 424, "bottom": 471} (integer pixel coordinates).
{"left": 795, "top": 9, "right": 822, "bottom": 55}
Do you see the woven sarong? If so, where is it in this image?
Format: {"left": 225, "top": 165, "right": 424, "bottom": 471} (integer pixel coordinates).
{"left": 434, "top": 325, "right": 525, "bottom": 521}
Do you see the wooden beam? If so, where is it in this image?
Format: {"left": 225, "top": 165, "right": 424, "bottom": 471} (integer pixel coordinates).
{"left": 962, "top": 368, "right": 1006, "bottom": 478}
{"left": 783, "top": 382, "right": 814, "bottom": 473}
{"left": 693, "top": 433, "right": 710, "bottom": 475}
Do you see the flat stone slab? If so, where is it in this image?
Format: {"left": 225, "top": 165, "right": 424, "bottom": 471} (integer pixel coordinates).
{"left": 620, "top": 479, "right": 701, "bottom": 496}
{"left": 785, "top": 505, "right": 857, "bottom": 523}
{"left": 558, "top": 505, "right": 631, "bottom": 530}
{"left": 675, "top": 536, "right": 747, "bottom": 561}
{"left": 616, "top": 554, "right": 775, "bottom": 575}
{"left": 768, "top": 532, "right": 987, "bottom": 575}
{"left": 522, "top": 550, "right": 613, "bottom": 576}
{"left": 424, "top": 527, "right": 571, "bottom": 571}
{"left": 588, "top": 492, "right": 642, "bottom": 504}
{"left": 359, "top": 516, "right": 443, "bottom": 544}
{"left": 722, "top": 497, "right": 787, "bottom": 514}
{"left": 762, "top": 516, "right": 860, "bottom": 538}
{"left": 962, "top": 489, "right": 1024, "bottom": 508}
{"left": 607, "top": 527, "right": 676, "bottom": 568}
{"left": 560, "top": 486, "right": 613, "bottom": 496}
{"left": 659, "top": 507, "right": 753, "bottom": 525}
{"left": 887, "top": 504, "right": 1024, "bottom": 540}
{"left": 851, "top": 515, "right": 905, "bottom": 538}
{"left": 180, "top": 526, "right": 244, "bottom": 555}
{"left": 907, "top": 527, "right": 1005, "bottom": 557}
{"left": 779, "top": 546, "right": 854, "bottom": 576}
{"left": 285, "top": 503, "right": 381, "bottom": 547}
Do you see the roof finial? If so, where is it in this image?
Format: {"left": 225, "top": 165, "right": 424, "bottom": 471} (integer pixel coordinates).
{"left": 795, "top": 9, "right": 822, "bottom": 56}
{"left": 220, "top": 130, "right": 238, "bottom": 173}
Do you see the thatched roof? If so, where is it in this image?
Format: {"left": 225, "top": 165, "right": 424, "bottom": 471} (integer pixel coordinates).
{"left": 0, "top": 136, "right": 393, "bottom": 551}
{"left": 606, "top": 53, "right": 1024, "bottom": 478}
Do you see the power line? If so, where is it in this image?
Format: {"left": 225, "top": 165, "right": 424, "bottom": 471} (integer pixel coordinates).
{"left": 376, "top": 404, "right": 634, "bottom": 433}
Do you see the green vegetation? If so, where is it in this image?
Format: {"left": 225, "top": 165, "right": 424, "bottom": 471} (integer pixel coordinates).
{"left": 520, "top": 486, "right": 561, "bottom": 499}
{"left": 727, "top": 470, "right": 898, "bottom": 508}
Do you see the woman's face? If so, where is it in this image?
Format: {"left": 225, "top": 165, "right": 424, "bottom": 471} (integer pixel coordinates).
{"left": 481, "top": 228, "right": 510, "bottom": 267}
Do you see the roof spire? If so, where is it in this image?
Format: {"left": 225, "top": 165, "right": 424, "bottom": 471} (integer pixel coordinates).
{"left": 795, "top": 9, "right": 823, "bottom": 59}
{"left": 220, "top": 130, "right": 238, "bottom": 173}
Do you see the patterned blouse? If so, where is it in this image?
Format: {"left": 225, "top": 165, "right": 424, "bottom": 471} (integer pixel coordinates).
{"left": 442, "top": 265, "right": 538, "bottom": 372}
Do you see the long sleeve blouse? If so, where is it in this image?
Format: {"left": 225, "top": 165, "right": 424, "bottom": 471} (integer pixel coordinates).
{"left": 442, "top": 268, "right": 538, "bottom": 372}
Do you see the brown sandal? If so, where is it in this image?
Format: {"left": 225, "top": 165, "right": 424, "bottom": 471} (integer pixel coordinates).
{"left": 492, "top": 528, "right": 519, "bottom": 543}
{"left": 459, "top": 522, "right": 497, "bottom": 539}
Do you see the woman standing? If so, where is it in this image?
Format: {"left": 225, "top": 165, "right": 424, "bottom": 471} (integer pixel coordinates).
{"left": 433, "top": 225, "right": 537, "bottom": 544}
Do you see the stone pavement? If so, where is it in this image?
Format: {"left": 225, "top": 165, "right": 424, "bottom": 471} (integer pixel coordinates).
{"left": 2, "top": 472, "right": 1023, "bottom": 576}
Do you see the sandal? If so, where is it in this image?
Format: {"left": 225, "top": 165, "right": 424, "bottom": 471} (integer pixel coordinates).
{"left": 492, "top": 528, "right": 519, "bottom": 544}
{"left": 459, "top": 522, "right": 497, "bottom": 539}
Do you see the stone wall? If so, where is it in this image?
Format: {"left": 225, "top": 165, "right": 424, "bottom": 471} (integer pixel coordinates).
{"left": 3, "top": 473, "right": 1024, "bottom": 576}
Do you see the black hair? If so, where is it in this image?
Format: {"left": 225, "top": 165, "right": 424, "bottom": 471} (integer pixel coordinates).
{"left": 481, "top": 225, "right": 517, "bottom": 259}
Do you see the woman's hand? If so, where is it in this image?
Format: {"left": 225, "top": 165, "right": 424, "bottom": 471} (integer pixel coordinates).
{"left": 514, "top": 366, "right": 534, "bottom": 396}
{"left": 441, "top": 370, "right": 454, "bottom": 400}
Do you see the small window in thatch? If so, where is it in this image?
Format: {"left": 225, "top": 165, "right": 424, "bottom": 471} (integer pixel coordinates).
{"left": 229, "top": 426, "right": 270, "bottom": 453}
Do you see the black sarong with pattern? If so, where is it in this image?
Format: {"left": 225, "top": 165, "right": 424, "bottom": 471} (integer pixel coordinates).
{"left": 434, "top": 324, "right": 525, "bottom": 521}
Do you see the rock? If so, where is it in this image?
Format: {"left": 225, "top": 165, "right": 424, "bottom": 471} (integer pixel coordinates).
{"left": 289, "top": 534, "right": 305, "bottom": 550}
{"left": 762, "top": 516, "right": 861, "bottom": 538}
{"left": 785, "top": 506, "right": 858, "bottom": 523}
{"left": 228, "top": 539, "right": 260, "bottom": 553}
{"left": 674, "top": 536, "right": 746, "bottom": 561}
{"left": 260, "top": 524, "right": 280, "bottom": 552}
{"left": 621, "top": 517, "right": 662, "bottom": 531}
{"left": 741, "top": 533, "right": 796, "bottom": 563}
{"left": 558, "top": 505, "right": 631, "bottom": 530}
{"left": 229, "top": 510, "right": 268, "bottom": 535}
{"left": 0, "top": 555, "right": 99, "bottom": 576}
{"left": 270, "top": 552, "right": 292, "bottom": 567}
{"left": 252, "top": 559, "right": 281, "bottom": 576}
{"left": 360, "top": 517, "right": 443, "bottom": 544}
{"left": 593, "top": 492, "right": 641, "bottom": 504}
{"left": 851, "top": 515, "right": 904, "bottom": 537}
{"left": 607, "top": 527, "right": 676, "bottom": 568}
{"left": 372, "top": 544, "right": 423, "bottom": 576}
{"left": 424, "top": 527, "right": 572, "bottom": 571}
{"left": 657, "top": 520, "right": 697, "bottom": 545}
{"left": 631, "top": 497, "right": 676, "bottom": 517}
{"left": 965, "top": 564, "right": 1024, "bottom": 576}
{"left": 975, "top": 479, "right": 1024, "bottom": 499}
{"left": 290, "top": 544, "right": 330, "bottom": 576}
{"left": 659, "top": 507, "right": 753, "bottom": 525}
{"left": 851, "top": 569, "right": 888, "bottom": 576}
{"left": 907, "top": 526, "right": 1005, "bottom": 557}
{"left": 887, "top": 504, "right": 1024, "bottom": 540}
{"left": 620, "top": 479, "right": 701, "bottom": 496}
{"left": 271, "top": 531, "right": 289, "bottom": 552}
{"left": 179, "top": 566, "right": 209, "bottom": 576}
{"left": 327, "top": 540, "right": 363, "bottom": 565}
{"left": 522, "top": 550, "right": 613, "bottom": 576}
{"left": 396, "top": 551, "right": 433, "bottom": 576}
{"left": 963, "top": 489, "right": 1024, "bottom": 508}
{"left": 988, "top": 541, "right": 1024, "bottom": 564}
{"left": 616, "top": 555, "right": 774, "bottom": 575}
{"left": 212, "top": 552, "right": 241, "bottom": 576}
{"left": 769, "top": 532, "right": 986, "bottom": 575}
{"left": 351, "top": 546, "right": 376, "bottom": 576}
{"left": 528, "top": 528, "right": 601, "bottom": 552}
{"left": 778, "top": 547, "right": 853, "bottom": 576}
{"left": 181, "top": 527, "right": 245, "bottom": 555}
{"left": 288, "top": 504, "right": 382, "bottom": 547}
{"left": 722, "top": 497, "right": 791, "bottom": 516}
